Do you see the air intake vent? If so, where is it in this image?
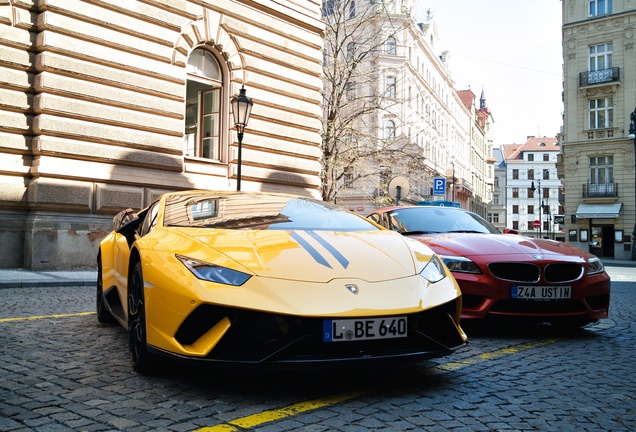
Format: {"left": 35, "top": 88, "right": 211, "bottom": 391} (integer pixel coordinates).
{"left": 488, "top": 262, "right": 540, "bottom": 283}
{"left": 544, "top": 263, "right": 584, "bottom": 283}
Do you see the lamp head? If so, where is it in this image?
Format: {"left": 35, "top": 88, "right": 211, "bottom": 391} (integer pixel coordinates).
{"left": 231, "top": 85, "right": 253, "bottom": 131}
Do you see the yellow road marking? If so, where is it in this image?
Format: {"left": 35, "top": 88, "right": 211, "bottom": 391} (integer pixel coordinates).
{"left": 437, "top": 339, "right": 561, "bottom": 371}
{"left": 0, "top": 311, "right": 96, "bottom": 323}
{"left": 194, "top": 338, "right": 562, "bottom": 432}
{"left": 198, "top": 391, "right": 365, "bottom": 432}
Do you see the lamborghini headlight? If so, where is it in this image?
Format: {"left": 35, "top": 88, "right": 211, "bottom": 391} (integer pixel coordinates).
{"left": 420, "top": 254, "right": 446, "bottom": 283}
{"left": 587, "top": 256, "right": 605, "bottom": 275}
{"left": 176, "top": 255, "right": 251, "bottom": 286}
{"left": 441, "top": 255, "right": 482, "bottom": 274}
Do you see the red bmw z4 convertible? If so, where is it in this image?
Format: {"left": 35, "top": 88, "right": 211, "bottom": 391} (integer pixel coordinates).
{"left": 367, "top": 205, "right": 610, "bottom": 328}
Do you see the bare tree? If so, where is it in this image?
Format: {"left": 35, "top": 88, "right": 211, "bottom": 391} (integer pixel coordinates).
{"left": 320, "top": 0, "right": 431, "bottom": 204}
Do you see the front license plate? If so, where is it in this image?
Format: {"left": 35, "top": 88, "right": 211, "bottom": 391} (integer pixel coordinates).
{"left": 511, "top": 286, "right": 572, "bottom": 300}
{"left": 323, "top": 316, "right": 407, "bottom": 342}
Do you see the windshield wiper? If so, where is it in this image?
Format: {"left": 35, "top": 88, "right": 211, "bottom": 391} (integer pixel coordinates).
{"left": 446, "top": 230, "right": 485, "bottom": 234}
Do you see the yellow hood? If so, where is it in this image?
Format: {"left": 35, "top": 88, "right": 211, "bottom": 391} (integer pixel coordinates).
{"left": 158, "top": 228, "right": 419, "bottom": 283}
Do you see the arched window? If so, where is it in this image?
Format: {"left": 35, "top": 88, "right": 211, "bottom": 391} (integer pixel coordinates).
{"left": 384, "top": 120, "right": 396, "bottom": 139}
{"left": 386, "top": 36, "right": 396, "bottom": 56}
{"left": 185, "top": 48, "right": 224, "bottom": 160}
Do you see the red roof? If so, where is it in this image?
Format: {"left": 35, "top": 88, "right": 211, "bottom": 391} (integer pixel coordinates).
{"left": 457, "top": 89, "right": 475, "bottom": 109}
{"left": 457, "top": 88, "right": 490, "bottom": 128}
{"left": 503, "top": 136, "right": 559, "bottom": 160}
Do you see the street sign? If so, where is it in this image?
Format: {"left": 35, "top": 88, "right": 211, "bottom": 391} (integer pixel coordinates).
{"left": 533, "top": 219, "right": 541, "bottom": 229}
{"left": 433, "top": 177, "right": 446, "bottom": 195}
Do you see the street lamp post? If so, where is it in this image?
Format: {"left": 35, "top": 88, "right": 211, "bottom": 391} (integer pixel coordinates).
{"left": 531, "top": 179, "right": 541, "bottom": 238}
{"left": 628, "top": 108, "right": 636, "bottom": 260}
{"left": 543, "top": 200, "right": 552, "bottom": 240}
{"left": 451, "top": 161, "right": 455, "bottom": 202}
{"left": 230, "top": 85, "right": 253, "bottom": 191}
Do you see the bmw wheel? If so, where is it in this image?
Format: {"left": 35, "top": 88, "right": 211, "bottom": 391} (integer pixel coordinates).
{"left": 128, "top": 260, "right": 156, "bottom": 374}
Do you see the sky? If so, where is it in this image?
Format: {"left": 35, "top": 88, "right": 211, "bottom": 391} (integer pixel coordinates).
{"left": 415, "top": 0, "right": 563, "bottom": 145}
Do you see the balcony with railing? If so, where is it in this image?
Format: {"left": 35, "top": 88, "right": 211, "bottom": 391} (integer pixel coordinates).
{"left": 456, "top": 178, "right": 473, "bottom": 194}
{"left": 582, "top": 182, "right": 618, "bottom": 198}
{"left": 579, "top": 67, "right": 620, "bottom": 87}
{"left": 586, "top": 128, "right": 617, "bottom": 140}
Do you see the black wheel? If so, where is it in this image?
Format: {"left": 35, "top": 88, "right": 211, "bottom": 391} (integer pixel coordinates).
{"left": 128, "top": 260, "right": 156, "bottom": 374}
{"left": 96, "top": 252, "right": 116, "bottom": 324}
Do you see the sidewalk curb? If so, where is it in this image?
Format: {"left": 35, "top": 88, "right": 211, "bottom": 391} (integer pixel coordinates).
{"left": 0, "top": 280, "right": 96, "bottom": 289}
{"left": 0, "top": 270, "right": 97, "bottom": 289}
{"left": 602, "top": 260, "right": 636, "bottom": 268}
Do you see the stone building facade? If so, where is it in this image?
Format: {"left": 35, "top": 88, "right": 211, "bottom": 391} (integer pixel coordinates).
{"left": 328, "top": 2, "right": 494, "bottom": 217}
{"left": 558, "top": 0, "right": 636, "bottom": 260}
{"left": 0, "top": 0, "right": 324, "bottom": 269}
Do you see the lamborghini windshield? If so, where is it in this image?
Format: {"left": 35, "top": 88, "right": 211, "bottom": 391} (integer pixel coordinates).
{"left": 163, "top": 192, "right": 378, "bottom": 231}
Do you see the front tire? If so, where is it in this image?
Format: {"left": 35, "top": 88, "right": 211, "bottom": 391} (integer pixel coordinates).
{"left": 128, "top": 260, "right": 156, "bottom": 374}
{"left": 96, "top": 252, "right": 116, "bottom": 324}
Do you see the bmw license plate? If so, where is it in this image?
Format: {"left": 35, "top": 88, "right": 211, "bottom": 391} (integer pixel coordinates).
{"left": 511, "top": 286, "right": 572, "bottom": 300}
{"left": 323, "top": 316, "right": 407, "bottom": 342}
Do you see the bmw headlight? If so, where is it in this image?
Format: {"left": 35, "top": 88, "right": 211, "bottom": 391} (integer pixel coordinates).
{"left": 420, "top": 254, "right": 446, "bottom": 283}
{"left": 176, "top": 255, "right": 251, "bottom": 286}
{"left": 587, "top": 257, "right": 605, "bottom": 275}
{"left": 441, "top": 255, "right": 482, "bottom": 274}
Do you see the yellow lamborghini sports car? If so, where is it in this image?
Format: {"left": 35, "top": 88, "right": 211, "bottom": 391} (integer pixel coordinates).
{"left": 97, "top": 190, "right": 467, "bottom": 373}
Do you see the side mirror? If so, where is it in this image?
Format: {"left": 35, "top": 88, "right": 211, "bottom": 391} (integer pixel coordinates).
{"left": 113, "top": 209, "right": 141, "bottom": 246}
{"left": 503, "top": 228, "right": 518, "bottom": 235}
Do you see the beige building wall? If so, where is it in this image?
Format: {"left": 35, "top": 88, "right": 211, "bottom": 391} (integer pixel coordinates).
{"left": 560, "top": 1, "right": 636, "bottom": 260}
{"left": 333, "top": 3, "right": 493, "bottom": 214}
{"left": 0, "top": 0, "right": 324, "bottom": 269}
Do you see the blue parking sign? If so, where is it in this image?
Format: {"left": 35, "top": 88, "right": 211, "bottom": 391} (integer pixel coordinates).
{"left": 433, "top": 177, "right": 446, "bottom": 195}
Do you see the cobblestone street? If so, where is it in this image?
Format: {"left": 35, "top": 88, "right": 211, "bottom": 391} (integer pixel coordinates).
{"left": 1, "top": 277, "right": 635, "bottom": 431}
